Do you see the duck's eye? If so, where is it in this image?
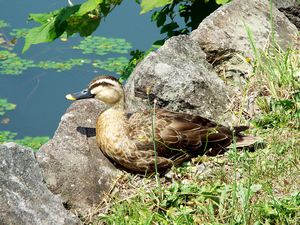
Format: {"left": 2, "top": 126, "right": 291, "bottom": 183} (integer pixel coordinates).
{"left": 82, "top": 89, "right": 88, "bottom": 94}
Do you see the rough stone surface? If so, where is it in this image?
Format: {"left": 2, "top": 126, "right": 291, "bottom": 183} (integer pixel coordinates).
{"left": 125, "top": 35, "right": 234, "bottom": 124}
{"left": 274, "top": 0, "right": 300, "bottom": 30}
{"left": 279, "top": 6, "right": 300, "bottom": 30}
{"left": 190, "top": 0, "right": 298, "bottom": 85}
{"left": 273, "top": 0, "right": 299, "bottom": 9}
{"left": 191, "top": 0, "right": 298, "bottom": 58}
{"left": 36, "top": 99, "right": 120, "bottom": 216}
{"left": 0, "top": 143, "right": 81, "bottom": 225}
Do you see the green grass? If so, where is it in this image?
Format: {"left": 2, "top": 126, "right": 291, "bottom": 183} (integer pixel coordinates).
{"left": 88, "top": 42, "right": 300, "bottom": 224}
{"left": 95, "top": 128, "right": 299, "bottom": 224}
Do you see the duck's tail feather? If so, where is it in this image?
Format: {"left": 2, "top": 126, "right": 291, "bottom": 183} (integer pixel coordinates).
{"left": 232, "top": 126, "right": 261, "bottom": 148}
{"left": 235, "top": 135, "right": 260, "bottom": 148}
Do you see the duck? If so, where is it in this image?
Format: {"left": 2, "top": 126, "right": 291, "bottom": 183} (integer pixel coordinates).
{"left": 66, "top": 75, "right": 254, "bottom": 173}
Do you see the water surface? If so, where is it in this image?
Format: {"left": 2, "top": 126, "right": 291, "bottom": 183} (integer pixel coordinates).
{"left": 0, "top": 0, "right": 163, "bottom": 138}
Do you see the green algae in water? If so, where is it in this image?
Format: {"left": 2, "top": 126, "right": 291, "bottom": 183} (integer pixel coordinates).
{"left": 37, "top": 58, "right": 91, "bottom": 72}
{"left": 1, "top": 30, "right": 133, "bottom": 75}
{"left": 0, "top": 131, "right": 49, "bottom": 150}
{"left": 0, "top": 20, "right": 9, "bottom": 29}
{"left": 0, "top": 98, "right": 16, "bottom": 116}
{"left": 0, "top": 50, "right": 35, "bottom": 75}
{"left": 74, "top": 36, "right": 132, "bottom": 55}
{"left": 15, "top": 136, "right": 49, "bottom": 150}
{"left": 0, "top": 131, "right": 17, "bottom": 143}
{"left": 92, "top": 57, "right": 129, "bottom": 74}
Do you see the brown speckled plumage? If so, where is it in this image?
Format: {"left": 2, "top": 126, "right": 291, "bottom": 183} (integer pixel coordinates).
{"left": 68, "top": 75, "right": 252, "bottom": 173}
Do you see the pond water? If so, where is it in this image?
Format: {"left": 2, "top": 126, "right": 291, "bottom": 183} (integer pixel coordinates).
{"left": 0, "top": 0, "right": 163, "bottom": 138}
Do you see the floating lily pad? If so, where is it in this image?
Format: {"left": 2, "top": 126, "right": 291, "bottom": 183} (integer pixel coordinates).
{"left": 0, "top": 98, "right": 16, "bottom": 116}
{"left": 37, "top": 58, "right": 91, "bottom": 72}
{"left": 15, "top": 136, "right": 49, "bottom": 150}
{"left": 0, "top": 20, "right": 9, "bottom": 29}
{"left": 92, "top": 57, "right": 129, "bottom": 74}
{"left": 74, "top": 36, "right": 132, "bottom": 55}
{"left": 0, "top": 130, "right": 49, "bottom": 150}
{"left": 0, "top": 130, "right": 17, "bottom": 143}
{"left": 0, "top": 34, "right": 5, "bottom": 46}
{"left": 0, "top": 50, "right": 35, "bottom": 75}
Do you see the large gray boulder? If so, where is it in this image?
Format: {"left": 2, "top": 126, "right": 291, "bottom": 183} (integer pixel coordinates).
{"left": 191, "top": 0, "right": 298, "bottom": 59}
{"left": 35, "top": 99, "right": 120, "bottom": 217}
{"left": 189, "top": 0, "right": 298, "bottom": 117}
{"left": 125, "top": 35, "right": 234, "bottom": 124}
{"left": 125, "top": 0, "right": 298, "bottom": 125}
{"left": 190, "top": 0, "right": 298, "bottom": 82}
{"left": 0, "top": 143, "right": 81, "bottom": 225}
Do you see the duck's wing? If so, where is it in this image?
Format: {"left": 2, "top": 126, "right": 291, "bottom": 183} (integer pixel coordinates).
{"left": 156, "top": 109, "right": 235, "bottom": 155}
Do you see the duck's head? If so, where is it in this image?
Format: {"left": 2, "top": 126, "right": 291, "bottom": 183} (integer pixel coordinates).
{"left": 66, "top": 75, "right": 124, "bottom": 105}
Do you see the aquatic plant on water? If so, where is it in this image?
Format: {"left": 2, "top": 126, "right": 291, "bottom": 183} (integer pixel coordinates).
{"left": 92, "top": 57, "right": 129, "bottom": 74}
{"left": 0, "top": 50, "right": 35, "bottom": 75}
{"left": 37, "top": 58, "right": 92, "bottom": 72}
{"left": 0, "top": 98, "right": 16, "bottom": 116}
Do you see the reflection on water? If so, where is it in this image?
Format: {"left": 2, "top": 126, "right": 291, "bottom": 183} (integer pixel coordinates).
{"left": 0, "top": 0, "right": 162, "bottom": 138}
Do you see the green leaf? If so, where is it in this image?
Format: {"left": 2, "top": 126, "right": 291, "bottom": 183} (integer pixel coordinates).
{"left": 23, "top": 5, "right": 80, "bottom": 52}
{"left": 140, "top": 0, "right": 173, "bottom": 14}
{"left": 216, "top": 0, "right": 230, "bottom": 4}
{"left": 66, "top": 13, "right": 101, "bottom": 37}
{"left": 76, "top": 0, "right": 103, "bottom": 16}
{"left": 156, "top": 12, "right": 166, "bottom": 27}
{"left": 29, "top": 11, "right": 60, "bottom": 24}
{"left": 160, "top": 22, "right": 179, "bottom": 34}
{"left": 23, "top": 22, "right": 56, "bottom": 53}
{"left": 22, "top": 1, "right": 123, "bottom": 51}
{"left": 152, "top": 39, "right": 165, "bottom": 47}
{"left": 119, "top": 49, "right": 147, "bottom": 82}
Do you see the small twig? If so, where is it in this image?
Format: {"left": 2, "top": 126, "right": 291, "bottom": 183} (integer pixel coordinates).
{"left": 146, "top": 87, "right": 161, "bottom": 189}
{"left": 67, "top": 0, "right": 73, "bottom": 6}
{"left": 151, "top": 99, "right": 161, "bottom": 188}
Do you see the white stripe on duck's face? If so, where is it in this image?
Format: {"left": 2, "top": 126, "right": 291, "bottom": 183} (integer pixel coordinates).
{"left": 89, "top": 78, "right": 124, "bottom": 105}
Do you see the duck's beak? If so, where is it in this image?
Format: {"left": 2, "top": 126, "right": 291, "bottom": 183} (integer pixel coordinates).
{"left": 65, "top": 88, "right": 94, "bottom": 101}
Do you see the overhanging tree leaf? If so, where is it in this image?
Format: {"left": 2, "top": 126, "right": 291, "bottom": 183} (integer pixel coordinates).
{"left": 66, "top": 14, "right": 101, "bottom": 37}
{"left": 29, "top": 11, "right": 60, "bottom": 24}
{"left": 23, "top": 19, "right": 59, "bottom": 53}
{"left": 216, "top": 0, "right": 230, "bottom": 4}
{"left": 22, "top": 0, "right": 122, "bottom": 52}
{"left": 76, "top": 0, "right": 103, "bottom": 16}
{"left": 23, "top": 5, "right": 81, "bottom": 52}
{"left": 140, "top": 0, "right": 173, "bottom": 14}
{"left": 55, "top": 5, "right": 81, "bottom": 26}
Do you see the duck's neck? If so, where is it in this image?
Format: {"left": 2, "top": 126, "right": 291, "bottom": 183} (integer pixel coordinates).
{"left": 96, "top": 99, "right": 128, "bottom": 145}
{"left": 109, "top": 98, "right": 125, "bottom": 111}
